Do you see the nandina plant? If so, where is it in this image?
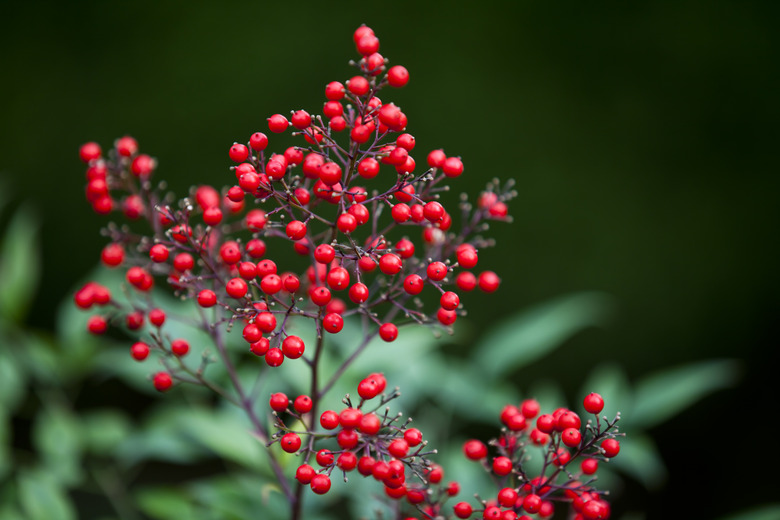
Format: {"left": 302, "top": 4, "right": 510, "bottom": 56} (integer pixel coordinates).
{"left": 75, "top": 25, "right": 621, "bottom": 520}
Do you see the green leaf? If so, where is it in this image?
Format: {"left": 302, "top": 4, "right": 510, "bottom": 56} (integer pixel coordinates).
{"left": 0, "top": 347, "right": 25, "bottom": 411}
{"left": 82, "top": 409, "right": 132, "bottom": 455}
{"left": 136, "top": 487, "right": 195, "bottom": 520}
{"left": 32, "top": 404, "right": 84, "bottom": 486}
{"left": 609, "top": 433, "right": 667, "bottom": 490}
{"left": 0, "top": 413, "right": 10, "bottom": 480}
{"left": 718, "top": 504, "right": 780, "bottom": 520}
{"left": 17, "top": 469, "right": 76, "bottom": 520}
{"left": 473, "top": 292, "right": 615, "bottom": 377}
{"left": 632, "top": 359, "right": 742, "bottom": 429}
{"left": 0, "top": 205, "right": 41, "bottom": 322}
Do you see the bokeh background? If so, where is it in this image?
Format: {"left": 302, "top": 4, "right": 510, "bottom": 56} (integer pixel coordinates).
{"left": 1, "top": 1, "right": 778, "bottom": 519}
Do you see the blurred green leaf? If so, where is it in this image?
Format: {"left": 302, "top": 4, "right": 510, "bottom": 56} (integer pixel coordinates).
{"left": 82, "top": 409, "right": 133, "bottom": 456}
{"left": 0, "top": 347, "right": 25, "bottom": 411}
{"left": 17, "top": 469, "right": 76, "bottom": 520}
{"left": 0, "top": 413, "right": 10, "bottom": 480}
{"left": 719, "top": 504, "right": 780, "bottom": 520}
{"left": 632, "top": 359, "right": 741, "bottom": 429}
{"left": 32, "top": 404, "right": 84, "bottom": 486}
{"left": 474, "top": 292, "right": 615, "bottom": 377}
{"left": 136, "top": 487, "right": 195, "bottom": 520}
{"left": 0, "top": 205, "right": 40, "bottom": 322}
{"left": 609, "top": 433, "right": 666, "bottom": 490}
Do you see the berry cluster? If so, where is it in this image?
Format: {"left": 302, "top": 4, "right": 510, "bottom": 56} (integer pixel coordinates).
{"left": 455, "top": 393, "right": 621, "bottom": 520}
{"left": 268, "top": 372, "right": 460, "bottom": 514}
{"left": 76, "top": 24, "right": 513, "bottom": 388}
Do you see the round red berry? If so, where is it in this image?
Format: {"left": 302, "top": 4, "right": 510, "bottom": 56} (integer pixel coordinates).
{"left": 427, "top": 261, "right": 448, "bottom": 281}
{"left": 601, "top": 438, "right": 620, "bottom": 457}
{"left": 320, "top": 410, "right": 339, "bottom": 430}
{"left": 293, "top": 395, "right": 312, "bottom": 414}
{"left": 478, "top": 271, "right": 501, "bottom": 292}
{"left": 171, "top": 339, "right": 189, "bottom": 357}
{"left": 581, "top": 458, "right": 599, "bottom": 475}
{"left": 280, "top": 432, "right": 301, "bottom": 453}
{"left": 386, "top": 65, "right": 409, "bottom": 87}
{"left": 79, "top": 142, "right": 102, "bottom": 162}
{"left": 131, "top": 342, "right": 150, "bottom": 361}
{"left": 310, "top": 474, "right": 331, "bottom": 494}
{"left": 583, "top": 392, "right": 605, "bottom": 414}
{"left": 296, "top": 464, "right": 315, "bottom": 484}
{"left": 153, "top": 372, "right": 173, "bottom": 392}
{"left": 492, "top": 456, "right": 513, "bottom": 476}
{"left": 463, "top": 440, "right": 488, "bottom": 460}
{"left": 315, "top": 449, "right": 334, "bottom": 467}
{"left": 281, "top": 335, "right": 305, "bottom": 359}
{"left": 322, "top": 312, "right": 344, "bottom": 334}
{"left": 267, "top": 114, "right": 289, "bottom": 133}
{"left": 453, "top": 502, "right": 473, "bottom": 519}
{"left": 269, "top": 393, "right": 289, "bottom": 412}
{"left": 347, "top": 75, "right": 370, "bottom": 96}
{"left": 349, "top": 282, "right": 369, "bottom": 304}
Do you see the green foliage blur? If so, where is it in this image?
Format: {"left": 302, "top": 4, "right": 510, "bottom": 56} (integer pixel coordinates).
{"left": 1, "top": 1, "right": 778, "bottom": 519}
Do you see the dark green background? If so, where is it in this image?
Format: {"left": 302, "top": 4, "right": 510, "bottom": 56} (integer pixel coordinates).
{"left": 1, "top": 1, "right": 778, "bottom": 518}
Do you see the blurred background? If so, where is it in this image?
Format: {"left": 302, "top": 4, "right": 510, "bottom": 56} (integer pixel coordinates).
{"left": 1, "top": 1, "right": 778, "bottom": 519}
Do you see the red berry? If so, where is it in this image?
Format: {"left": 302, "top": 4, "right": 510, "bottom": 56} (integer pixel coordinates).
{"left": 293, "top": 395, "right": 312, "bottom": 414}
{"left": 149, "top": 244, "right": 169, "bottom": 263}
{"left": 378, "top": 323, "right": 398, "bottom": 342}
{"left": 296, "top": 464, "right": 315, "bottom": 484}
{"left": 388, "top": 439, "right": 409, "bottom": 458}
{"left": 349, "top": 282, "right": 369, "bottom": 304}
{"left": 87, "top": 315, "right": 107, "bottom": 335}
{"left": 337, "top": 428, "right": 359, "bottom": 449}
{"left": 581, "top": 458, "right": 599, "bottom": 475}
{"left": 562, "top": 428, "right": 582, "bottom": 448}
{"left": 226, "top": 278, "right": 248, "bottom": 298}
{"left": 322, "top": 312, "right": 344, "bottom": 334}
{"left": 281, "top": 335, "right": 305, "bottom": 359}
{"left": 290, "top": 109, "right": 311, "bottom": 129}
{"left": 403, "top": 274, "right": 424, "bottom": 295}
{"left": 250, "top": 338, "right": 270, "bottom": 356}
{"left": 265, "top": 348, "right": 284, "bottom": 367}
{"left": 148, "top": 308, "right": 165, "bottom": 327}
{"left": 280, "top": 432, "right": 301, "bottom": 453}
{"left": 358, "top": 157, "right": 380, "bottom": 178}
{"left": 440, "top": 291, "right": 460, "bottom": 310}
{"left": 492, "top": 456, "right": 513, "bottom": 476}
{"left": 171, "top": 339, "right": 189, "bottom": 356}
{"left": 537, "top": 414, "right": 555, "bottom": 434}
{"left": 229, "top": 143, "right": 249, "bottom": 163}
{"left": 153, "top": 372, "right": 173, "bottom": 392}
{"left": 198, "top": 289, "right": 217, "bottom": 307}
{"left": 79, "top": 142, "right": 102, "bottom": 162}
{"left": 456, "top": 244, "right": 479, "bottom": 268}
{"left": 337, "top": 213, "right": 357, "bottom": 233}
{"left": 245, "top": 209, "right": 267, "bottom": 231}
{"left": 326, "top": 267, "right": 350, "bottom": 290}
{"left": 453, "top": 502, "right": 473, "bottom": 519}
{"left": 601, "top": 439, "right": 620, "bottom": 458}
{"left": 310, "top": 474, "right": 331, "bottom": 494}
{"left": 116, "top": 136, "right": 138, "bottom": 157}
{"left": 267, "top": 114, "right": 289, "bottom": 133}
{"left": 173, "top": 252, "right": 194, "bottom": 272}
{"left": 339, "top": 407, "right": 362, "bottom": 429}
{"left": 337, "top": 451, "right": 358, "bottom": 471}
{"left": 386, "top": 65, "right": 409, "bottom": 87}
{"left": 478, "top": 271, "right": 501, "bottom": 292}
{"left": 583, "top": 392, "right": 605, "bottom": 414}
{"left": 498, "top": 487, "right": 518, "bottom": 508}
{"left": 325, "top": 81, "right": 345, "bottom": 100}
{"left": 427, "top": 261, "right": 448, "bottom": 281}
{"left": 316, "top": 449, "right": 334, "bottom": 467}
{"left": 523, "top": 494, "right": 542, "bottom": 514}
{"left": 320, "top": 410, "right": 339, "bottom": 430}
{"left": 391, "top": 203, "right": 411, "bottom": 223}
{"left": 379, "top": 253, "right": 403, "bottom": 275}
{"left": 455, "top": 271, "right": 476, "bottom": 291}
{"left": 249, "top": 132, "right": 268, "bottom": 150}
{"left": 101, "top": 243, "right": 125, "bottom": 267}
{"left": 358, "top": 413, "right": 381, "bottom": 435}
{"left": 521, "top": 399, "right": 540, "bottom": 418}
{"left": 483, "top": 506, "right": 502, "bottom": 520}
{"left": 256, "top": 312, "right": 277, "bottom": 333}
{"left": 347, "top": 75, "right": 370, "bottom": 96}
{"left": 269, "top": 392, "right": 289, "bottom": 412}
{"left": 463, "top": 440, "right": 488, "bottom": 460}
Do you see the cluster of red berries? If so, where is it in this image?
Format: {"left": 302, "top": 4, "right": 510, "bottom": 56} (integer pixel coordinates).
{"left": 269, "top": 373, "right": 462, "bottom": 516}
{"left": 455, "top": 393, "right": 621, "bottom": 520}
{"left": 75, "top": 24, "right": 514, "bottom": 391}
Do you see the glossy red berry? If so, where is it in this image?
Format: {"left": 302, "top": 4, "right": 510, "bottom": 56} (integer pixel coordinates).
{"left": 268, "top": 114, "right": 289, "bottom": 133}
{"left": 562, "top": 427, "right": 582, "bottom": 448}
{"left": 347, "top": 75, "right": 370, "bottom": 96}
{"left": 492, "top": 456, "right": 513, "bottom": 476}
{"left": 427, "top": 261, "right": 448, "bottom": 281}
{"left": 349, "top": 282, "right": 369, "bottom": 304}
{"left": 87, "top": 315, "right": 107, "bottom": 334}
{"left": 101, "top": 243, "right": 125, "bottom": 267}
{"left": 79, "top": 142, "right": 102, "bottom": 162}
{"left": 455, "top": 271, "right": 477, "bottom": 291}
{"left": 478, "top": 271, "right": 501, "bottom": 292}
{"left": 197, "top": 290, "right": 217, "bottom": 307}
{"left": 536, "top": 414, "right": 555, "bottom": 434}
{"left": 379, "top": 253, "right": 403, "bottom": 275}
{"left": 440, "top": 291, "right": 460, "bottom": 310}
{"left": 498, "top": 487, "right": 518, "bottom": 508}
{"left": 325, "top": 81, "right": 345, "bottom": 100}
{"left": 153, "top": 372, "right": 173, "bottom": 392}
{"left": 281, "top": 335, "right": 305, "bottom": 359}
{"left": 456, "top": 244, "right": 479, "bottom": 268}
{"left": 115, "top": 136, "right": 138, "bottom": 157}
{"left": 337, "top": 213, "right": 357, "bottom": 233}
{"left": 583, "top": 392, "right": 605, "bottom": 414}
{"left": 463, "top": 440, "right": 488, "bottom": 460}
{"left": 229, "top": 143, "right": 249, "bottom": 162}
{"left": 339, "top": 407, "right": 362, "bottom": 429}
{"left": 296, "top": 464, "right": 315, "bottom": 484}
{"left": 386, "top": 438, "right": 408, "bottom": 459}
{"left": 310, "top": 474, "right": 331, "bottom": 494}
{"left": 581, "top": 458, "right": 599, "bottom": 475}
{"left": 149, "top": 244, "right": 169, "bottom": 263}
{"left": 320, "top": 410, "right": 339, "bottom": 430}
{"left": 280, "top": 432, "right": 301, "bottom": 453}
{"left": 316, "top": 449, "right": 334, "bottom": 467}
{"left": 148, "top": 308, "right": 165, "bottom": 327}
{"left": 453, "top": 502, "right": 473, "bottom": 519}
{"left": 269, "top": 392, "right": 289, "bottom": 412}
{"left": 171, "top": 339, "right": 189, "bottom": 357}
{"left": 601, "top": 438, "right": 620, "bottom": 458}
{"left": 226, "top": 278, "right": 248, "bottom": 298}
{"left": 293, "top": 395, "right": 312, "bottom": 414}
{"left": 523, "top": 494, "right": 542, "bottom": 514}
